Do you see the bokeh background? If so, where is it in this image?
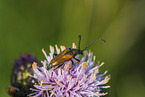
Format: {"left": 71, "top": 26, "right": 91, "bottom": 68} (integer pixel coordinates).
{"left": 0, "top": 0, "right": 145, "bottom": 97}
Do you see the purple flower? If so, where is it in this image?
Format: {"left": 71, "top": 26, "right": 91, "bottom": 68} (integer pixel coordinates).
{"left": 7, "top": 53, "right": 40, "bottom": 97}
{"left": 29, "top": 43, "right": 110, "bottom": 97}
{"left": 11, "top": 53, "right": 40, "bottom": 89}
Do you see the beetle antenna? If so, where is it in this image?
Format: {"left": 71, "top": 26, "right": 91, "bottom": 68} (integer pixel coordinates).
{"left": 78, "top": 35, "right": 81, "bottom": 50}
{"left": 81, "top": 39, "right": 106, "bottom": 51}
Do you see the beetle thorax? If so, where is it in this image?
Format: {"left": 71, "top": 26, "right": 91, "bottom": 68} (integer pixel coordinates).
{"left": 71, "top": 49, "right": 83, "bottom": 56}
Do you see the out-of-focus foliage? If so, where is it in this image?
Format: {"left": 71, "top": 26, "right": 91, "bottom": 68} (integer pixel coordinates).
{"left": 0, "top": 0, "right": 145, "bottom": 97}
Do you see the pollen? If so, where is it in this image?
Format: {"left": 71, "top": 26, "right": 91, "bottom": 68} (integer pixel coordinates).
{"left": 54, "top": 93, "right": 57, "bottom": 96}
{"left": 94, "top": 91, "right": 99, "bottom": 95}
{"left": 90, "top": 73, "right": 96, "bottom": 80}
{"left": 43, "top": 61, "right": 46, "bottom": 68}
{"left": 57, "top": 80, "right": 60, "bottom": 85}
{"left": 78, "top": 80, "right": 81, "bottom": 85}
{"left": 61, "top": 69, "right": 64, "bottom": 73}
{"left": 67, "top": 76, "right": 72, "bottom": 81}
{"left": 103, "top": 76, "right": 110, "bottom": 83}
{"left": 76, "top": 77, "right": 78, "bottom": 80}
{"left": 94, "top": 69, "right": 98, "bottom": 75}
{"left": 81, "top": 62, "right": 88, "bottom": 70}
{"left": 32, "top": 62, "right": 37, "bottom": 69}
{"left": 40, "top": 80, "right": 43, "bottom": 86}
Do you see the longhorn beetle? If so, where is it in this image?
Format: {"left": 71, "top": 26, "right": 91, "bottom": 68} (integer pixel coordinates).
{"left": 47, "top": 35, "right": 106, "bottom": 70}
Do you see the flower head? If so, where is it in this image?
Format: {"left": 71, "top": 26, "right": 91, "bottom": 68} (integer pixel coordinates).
{"left": 29, "top": 43, "right": 110, "bottom": 97}
{"left": 11, "top": 53, "right": 40, "bottom": 89}
{"left": 7, "top": 53, "right": 40, "bottom": 97}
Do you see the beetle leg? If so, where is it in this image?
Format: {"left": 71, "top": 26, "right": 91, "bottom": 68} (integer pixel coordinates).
{"left": 73, "top": 57, "right": 80, "bottom": 62}
{"left": 54, "top": 63, "right": 64, "bottom": 71}
{"left": 71, "top": 59, "right": 79, "bottom": 66}
{"left": 53, "top": 53, "right": 58, "bottom": 58}
{"left": 47, "top": 64, "right": 52, "bottom": 70}
{"left": 69, "top": 59, "right": 79, "bottom": 71}
{"left": 71, "top": 60, "right": 74, "bottom": 65}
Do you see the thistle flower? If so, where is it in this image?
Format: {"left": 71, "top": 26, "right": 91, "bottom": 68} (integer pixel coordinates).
{"left": 7, "top": 53, "right": 40, "bottom": 97}
{"left": 29, "top": 43, "right": 110, "bottom": 97}
{"left": 11, "top": 53, "right": 40, "bottom": 89}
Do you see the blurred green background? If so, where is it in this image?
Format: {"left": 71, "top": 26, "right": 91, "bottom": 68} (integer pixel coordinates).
{"left": 0, "top": 0, "right": 145, "bottom": 97}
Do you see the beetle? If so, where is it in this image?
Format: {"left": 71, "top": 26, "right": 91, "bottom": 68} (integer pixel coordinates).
{"left": 47, "top": 35, "right": 106, "bottom": 70}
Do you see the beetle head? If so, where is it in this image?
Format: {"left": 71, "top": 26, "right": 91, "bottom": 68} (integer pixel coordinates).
{"left": 78, "top": 49, "right": 83, "bottom": 55}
